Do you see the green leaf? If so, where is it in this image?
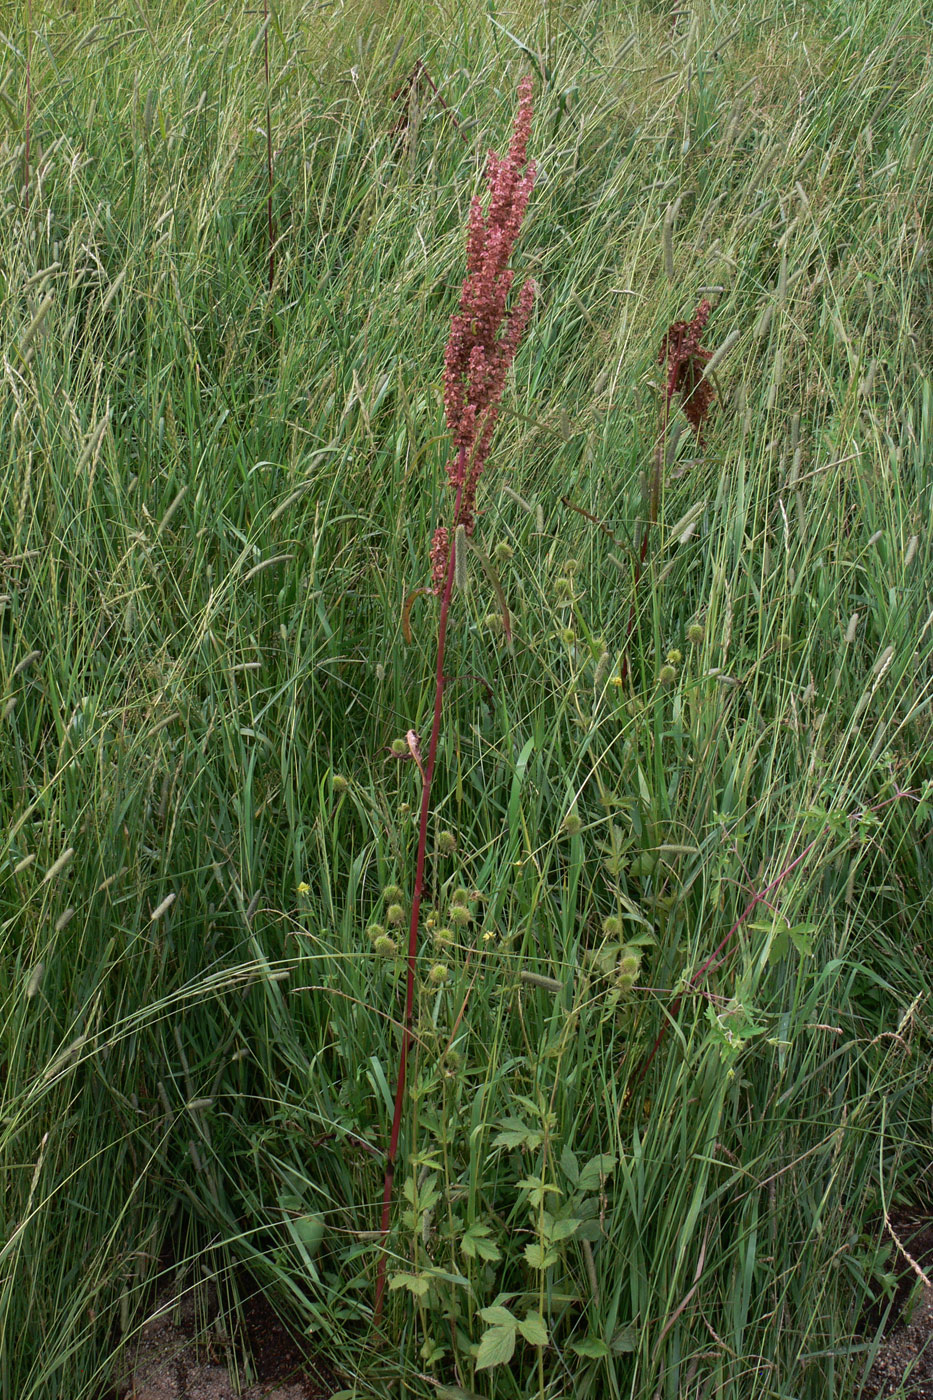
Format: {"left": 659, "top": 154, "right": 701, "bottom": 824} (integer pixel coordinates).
{"left": 493, "top": 1116, "right": 542, "bottom": 1150}
{"left": 461, "top": 1223, "right": 501, "bottom": 1262}
{"left": 517, "top": 1175, "right": 561, "bottom": 1207}
{"left": 517, "top": 1311, "right": 549, "bottom": 1347}
{"left": 524, "top": 1242, "right": 559, "bottom": 1269}
{"left": 611, "top": 1325, "right": 638, "bottom": 1353}
{"left": 578, "top": 1154, "right": 616, "bottom": 1192}
{"left": 475, "top": 1323, "right": 516, "bottom": 1370}
{"left": 388, "top": 1271, "right": 430, "bottom": 1297}
{"left": 290, "top": 1212, "right": 325, "bottom": 1253}
{"left": 572, "top": 1337, "right": 610, "bottom": 1358}
{"left": 788, "top": 926, "right": 815, "bottom": 955}
{"left": 768, "top": 928, "right": 789, "bottom": 963}
{"left": 560, "top": 1144, "right": 579, "bottom": 1185}
{"left": 478, "top": 1305, "right": 516, "bottom": 1327}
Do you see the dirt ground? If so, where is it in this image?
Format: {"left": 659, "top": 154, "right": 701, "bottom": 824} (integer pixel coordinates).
{"left": 865, "top": 1216, "right": 933, "bottom": 1400}
{"left": 112, "top": 1276, "right": 335, "bottom": 1400}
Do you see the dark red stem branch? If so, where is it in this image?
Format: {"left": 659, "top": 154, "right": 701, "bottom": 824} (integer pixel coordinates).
{"left": 625, "top": 789, "right": 911, "bottom": 1099}
{"left": 373, "top": 460, "right": 466, "bottom": 1328}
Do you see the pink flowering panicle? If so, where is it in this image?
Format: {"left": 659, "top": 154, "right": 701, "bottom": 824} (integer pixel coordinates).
{"left": 431, "top": 75, "right": 537, "bottom": 592}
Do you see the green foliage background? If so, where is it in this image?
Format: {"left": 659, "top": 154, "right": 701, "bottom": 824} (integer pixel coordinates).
{"left": 1, "top": 1, "right": 931, "bottom": 1396}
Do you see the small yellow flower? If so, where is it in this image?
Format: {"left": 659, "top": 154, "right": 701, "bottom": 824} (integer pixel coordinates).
{"left": 296, "top": 881, "right": 310, "bottom": 896}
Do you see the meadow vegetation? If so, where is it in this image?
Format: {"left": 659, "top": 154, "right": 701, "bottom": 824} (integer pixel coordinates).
{"left": 1, "top": 1, "right": 932, "bottom": 1397}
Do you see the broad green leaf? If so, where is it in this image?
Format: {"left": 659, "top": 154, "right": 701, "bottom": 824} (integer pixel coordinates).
{"left": 548, "top": 1216, "right": 580, "bottom": 1242}
{"left": 517, "top": 1175, "right": 561, "bottom": 1207}
{"left": 524, "top": 1242, "right": 558, "bottom": 1269}
{"left": 572, "top": 1337, "right": 610, "bottom": 1358}
{"left": 560, "top": 1144, "right": 579, "bottom": 1185}
{"left": 461, "top": 1223, "right": 501, "bottom": 1262}
{"left": 768, "top": 929, "right": 789, "bottom": 964}
{"left": 611, "top": 1325, "right": 638, "bottom": 1352}
{"left": 290, "top": 1212, "right": 325, "bottom": 1252}
{"left": 478, "top": 1304, "right": 516, "bottom": 1327}
{"left": 475, "top": 1323, "right": 516, "bottom": 1370}
{"left": 578, "top": 1154, "right": 616, "bottom": 1192}
{"left": 788, "top": 927, "right": 815, "bottom": 955}
{"left": 493, "top": 1116, "right": 542, "bottom": 1150}
{"left": 517, "top": 1311, "right": 549, "bottom": 1347}
{"left": 388, "top": 1271, "right": 430, "bottom": 1297}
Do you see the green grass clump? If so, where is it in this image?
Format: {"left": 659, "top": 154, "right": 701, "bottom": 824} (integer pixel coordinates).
{"left": 1, "top": 2, "right": 931, "bottom": 1398}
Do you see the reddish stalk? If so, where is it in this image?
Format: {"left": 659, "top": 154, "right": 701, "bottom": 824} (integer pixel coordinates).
{"left": 373, "top": 472, "right": 463, "bottom": 1327}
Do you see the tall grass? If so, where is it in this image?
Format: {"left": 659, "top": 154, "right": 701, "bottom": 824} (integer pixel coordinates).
{"left": 1, "top": 1, "right": 931, "bottom": 1398}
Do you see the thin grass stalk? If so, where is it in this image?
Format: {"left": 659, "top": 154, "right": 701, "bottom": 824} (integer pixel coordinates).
{"left": 24, "top": 0, "right": 32, "bottom": 217}
{"left": 264, "top": 0, "right": 274, "bottom": 290}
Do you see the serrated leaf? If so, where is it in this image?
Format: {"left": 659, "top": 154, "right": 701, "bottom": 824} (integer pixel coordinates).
{"left": 478, "top": 1304, "right": 516, "bottom": 1327}
{"left": 578, "top": 1154, "right": 616, "bottom": 1192}
{"left": 492, "top": 1116, "right": 542, "bottom": 1150}
{"left": 461, "top": 1223, "right": 502, "bottom": 1262}
{"left": 572, "top": 1337, "right": 610, "bottom": 1358}
{"left": 475, "top": 1323, "right": 516, "bottom": 1370}
{"left": 524, "top": 1242, "right": 558, "bottom": 1270}
{"left": 548, "top": 1216, "right": 580, "bottom": 1242}
{"left": 560, "top": 1144, "right": 579, "bottom": 1185}
{"left": 517, "top": 1311, "right": 549, "bottom": 1347}
{"left": 788, "top": 927, "right": 814, "bottom": 956}
{"left": 611, "top": 1325, "right": 637, "bottom": 1353}
{"left": 517, "top": 1175, "right": 561, "bottom": 1207}
{"left": 388, "top": 1271, "right": 430, "bottom": 1297}
{"left": 768, "top": 929, "right": 789, "bottom": 964}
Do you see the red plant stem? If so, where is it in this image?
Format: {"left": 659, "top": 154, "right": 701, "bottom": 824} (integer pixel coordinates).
{"left": 625, "top": 789, "right": 911, "bottom": 1099}
{"left": 373, "top": 461, "right": 466, "bottom": 1328}
{"left": 264, "top": 0, "right": 274, "bottom": 290}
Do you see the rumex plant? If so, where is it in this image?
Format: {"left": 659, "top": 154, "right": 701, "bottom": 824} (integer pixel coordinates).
{"left": 620, "top": 299, "right": 716, "bottom": 684}
{"left": 374, "top": 76, "right": 538, "bottom": 1325}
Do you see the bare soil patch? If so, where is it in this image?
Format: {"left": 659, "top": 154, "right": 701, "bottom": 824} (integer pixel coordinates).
{"left": 111, "top": 1272, "right": 337, "bottom": 1400}
{"left": 865, "top": 1216, "right": 933, "bottom": 1400}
